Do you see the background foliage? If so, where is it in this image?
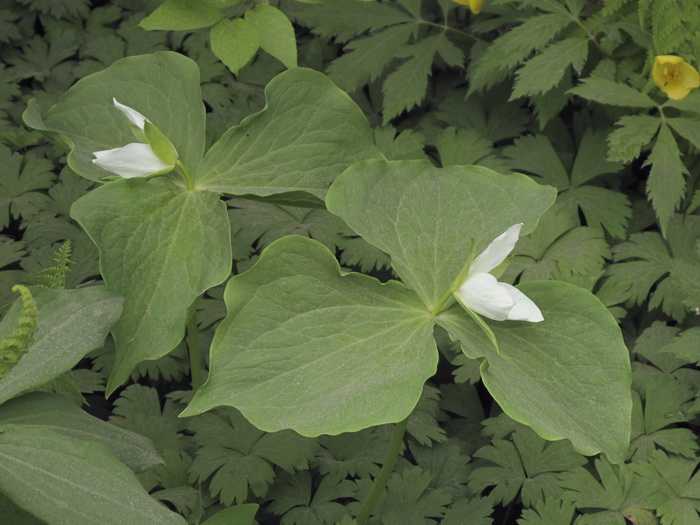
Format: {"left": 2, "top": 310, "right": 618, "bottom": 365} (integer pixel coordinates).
{"left": 1, "top": 0, "right": 700, "bottom": 523}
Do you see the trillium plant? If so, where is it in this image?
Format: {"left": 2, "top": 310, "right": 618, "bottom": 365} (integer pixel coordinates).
{"left": 14, "top": 50, "right": 632, "bottom": 523}
{"left": 8, "top": 0, "right": 700, "bottom": 522}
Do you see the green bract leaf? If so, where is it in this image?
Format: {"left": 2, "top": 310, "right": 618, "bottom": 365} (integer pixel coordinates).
{"left": 210, "top": 18, "right": 260, "bottom": 75}
{"left": 245, "top": 5, "right": 297, "bottom": 69}
{"left": 0, "top": 287, "right": 123, "bottom": 405}
{"left": 326, "top": 160, "right": 556, "bottom": 311}
{"left": 181, "top": 235, "right": 437, "bottom": 436}
{"left": 194, "top": 68, "right": 381, "bottom": 199}
{"left": 139, "top": 0, "right": 224, "bottom": 30}
{"left": 438, "top": 281, "right": 632, "bottom": 462}
{"left": 71, "top": 178, "right": 231, "bottom": 394}
{"left": 0, "top": 425, "right": 185, "bottom": 525}
{"left": 23, "top": 52, "right": 205, "bottom": 182}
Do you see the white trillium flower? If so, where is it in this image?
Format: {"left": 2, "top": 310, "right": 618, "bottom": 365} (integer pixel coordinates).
{"left": 454, "top": 223, "right": 544, "bottom": 322}
{"left": 92, "top": 99, "right": 175, "bottom": 178}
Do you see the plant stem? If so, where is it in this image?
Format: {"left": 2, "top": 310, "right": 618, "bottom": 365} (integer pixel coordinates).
{"left": 187, "top": 314, "right": 203, "bottom": 391}
{"left": 177, "top": 160, "right": 194, "bottom": 190}
{"left": 355, "top": 417, "right": 408, "bottom": 524}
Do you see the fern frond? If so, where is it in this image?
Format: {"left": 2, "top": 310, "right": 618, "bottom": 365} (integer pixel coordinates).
{"left": 35, "top": 240, "right": 74, "bottom": 290}
{"left": 0, "top": 285, "right": 38, "bottom": 379}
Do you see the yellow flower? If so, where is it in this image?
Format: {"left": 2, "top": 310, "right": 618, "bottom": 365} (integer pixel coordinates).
{"left": 653, "top": 55, "right": 700, "bottom": 101}
{"left": 451, "top": 0, "right": 485, "bottom": 14}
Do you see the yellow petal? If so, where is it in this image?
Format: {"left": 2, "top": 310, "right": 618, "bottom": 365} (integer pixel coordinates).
{"left": 450, "top": 0, "right": 485, "bottom": 13}
{"left": 679, "top": 61, "right": 700, "bottom": 88}
{"left": 469, "top": 0, "right": 485, "bottom": 13}
{"left": 663, "top": 83, "right": 693, "bottom": 101}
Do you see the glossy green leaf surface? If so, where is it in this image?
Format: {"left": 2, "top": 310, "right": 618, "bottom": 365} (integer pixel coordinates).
{"left": 0, "top": 393, "right": 161, "bottom": 472}
{"left": 71, "top": 178, "right": 230, "bottom": 394}
{"left": 181, "top": 235, "right": 437, "bottom": 435}
{"left": 437, "top": 281, "right": 632, "bottom": 463}
{"left": 0, "top": 287, "right": 123, "bottom": 405}
{"left": 326, "top": 160, "right": 557, "bottom": 310}
{"left": 194, "top": 68, "right": 381, "bottom": 198}
{"left": 0, "top": 424, "right": 185, "bottom": 525}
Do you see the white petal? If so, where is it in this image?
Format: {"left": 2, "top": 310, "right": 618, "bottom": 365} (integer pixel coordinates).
{"left": 499, "top": 282, "right": 544, "bottom": 322}
{"left": 92, "top": 143, "right": 172, "bottom": 178}
{"left": 113, "top": 98, "right": 148, "bottom": 131}
{"left": 470, "top": 223, "right": 523, "bottom": 275}
{"left": 455, "top": 272, "right": 514, "bottom": 321}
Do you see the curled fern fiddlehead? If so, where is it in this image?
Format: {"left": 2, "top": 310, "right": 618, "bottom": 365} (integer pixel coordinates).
{"left": 0, "top": 285, "right": 38, "bottom": 379}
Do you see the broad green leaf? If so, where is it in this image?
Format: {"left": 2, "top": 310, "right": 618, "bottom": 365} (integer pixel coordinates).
{"left": 0, "top": 393, "right": 161, "bottom": 473}
{"left": 607, "top": 115, "right": 661, "bottom": 163}
{"left": 0, "top": 425, "right": 185, "bottom": 525}
{"left": 71, "top": 178, "right": 231, "bottom": 394}
{"left": 195, "top": 68, "right": 381, "bottom": 199}
{"left": 569, "top": 77, "right": 658, "bottom": 108}
{"left": 0, "top": 287, "right": 123, "bottom": 405}
{"left": 210, "top": 18, "right": 259, "bottom": 75}
{"left": 511, "top": 38, "right": 589, "bottom": 99}
{"left": 139, "top": 0, "right": 224, "bottom": 30}
{"left": 326, "top": 160, "right": 556, "bottom": 311}
{"left": 181, "top": 235, "right": 437, "bottom": 436}
{"left": 23, "top": 52, "right": 205, "bottom": 181}
{"left": 437, "top": 281, "right": 632, "bottom": 462}
{"left": 645, "top": 123, "right": 687, "bottom": 234}
{"left": 245, "top": 5, "right": 297, "bottom": 69}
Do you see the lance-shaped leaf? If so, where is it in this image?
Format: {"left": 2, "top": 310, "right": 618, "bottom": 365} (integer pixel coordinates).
{"left": 437, "top": 281, "right": 632, "bottom": 463}
{"left": 194, "top": 68, "right": 381, "bottom": 199}
{"left": 0, "top": 287, "right": 123, "bottom": 405}
{"left": 22, "top": 51, "right": 204, "bottom": 181}
{"left": 71, "top": 178, "right": 231, "bottom": 394}
{"left": 0, "top": 424, "right": 185, "bottom": 525}
{"left": 180, "top": 235, "right": 437, "bottom": 436}
{"left": 0, "top": 393, "right": 161, "bottom": 472}
{"left": 325, "top": 160, "right": 557, "bottom": 310}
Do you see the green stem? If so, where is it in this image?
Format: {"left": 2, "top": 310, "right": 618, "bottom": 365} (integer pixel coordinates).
{"left": 355, "top": 418, "right": 408, "bottom": 524}
{"left": 177, "top": 160, "right": 194, "bottom": 190}
{"left": 187, "top": 314, "right": 203, "bottom": 391}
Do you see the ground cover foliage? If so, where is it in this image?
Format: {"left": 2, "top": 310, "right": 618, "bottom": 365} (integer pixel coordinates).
{"left": 0, "top": 0, "right": 699, "bottom": 523}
